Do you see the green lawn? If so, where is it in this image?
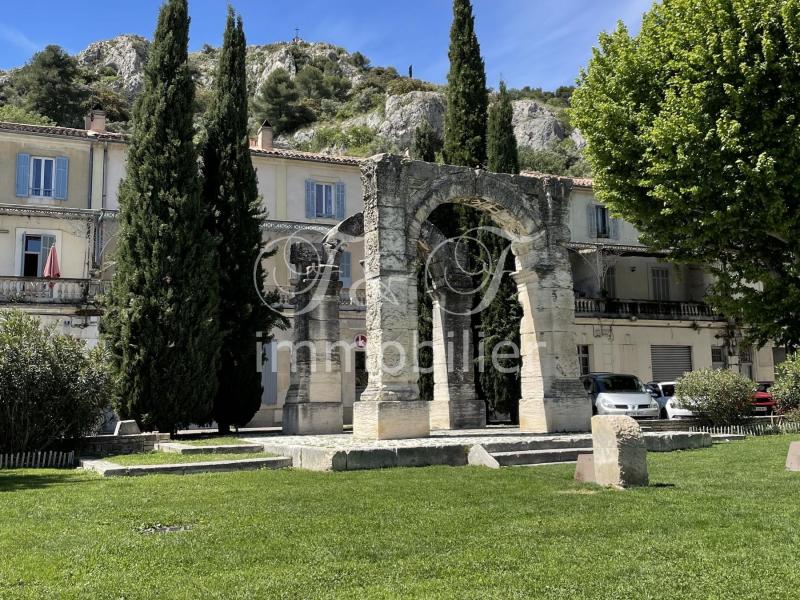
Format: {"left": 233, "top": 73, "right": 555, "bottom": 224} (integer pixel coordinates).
{"left": 177, "top": 436, "right": 253, "bottom": 447}
{"left": 1, "top": 436, "right": 799, "bottom": 599}
{"left": 109, "top": 451, "right": 275, "bottom": 465}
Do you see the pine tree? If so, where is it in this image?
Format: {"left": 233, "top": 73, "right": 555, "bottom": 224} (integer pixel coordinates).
{"left": 101, "top": 0, "right": 220, "bottom": 433}
{"left": 487, "top": 82, "right": 519, "bottom": 174}
{"left": 11, "top": 45, "right": 88, "bottom": 127}
{"left": 442, "top": 0, "right": 488, "bottom": 168}
{"left": 252, "top": 68, "right": 314, "bottom": 135}
{"left": 479, "top": 80, "right": 521, "bottom": 421}
{"left": 201, "top": 9, "right": 287, "bottom": 432}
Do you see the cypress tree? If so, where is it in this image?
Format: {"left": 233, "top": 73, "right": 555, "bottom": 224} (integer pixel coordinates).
{"left": 201, "top": 9, "right": 286, "bottom": 432}
{"left": 480, "top": 81, "right": 522, "bottom": 421}
{"left": 102, "top": 0, "right": 220, "bottom": 433}
{"left": 442, "top": 0, "right": 488, "bottom": 168}
{"left": 486, "top": 82, "right": 519, "bottom": 174}
{"left": 413, "top": 122, "right": 441, "bottom": 162}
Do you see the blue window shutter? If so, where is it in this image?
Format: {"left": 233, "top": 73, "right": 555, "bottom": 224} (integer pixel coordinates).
{"left": 15, "top": 153, "right": 30, "bottom": 197}
{"left": 39, "top": 234, "right": 56, "bottom": 277}
{"left": 340, "top": 251, "right": 352, "bottom": 288}
{"left": 305, "top": 180, "right": 315, "bottom": 218}
{"left": 335, "top": 182, "right": 346, "bottom": 219}
{"left": 55, "top": 156, "right": 69, "bottom": 200}
{"left": 610, "top": 217, "right": 620, "bottom": 240}
{"left": 586, "top": 203, "right": 597, "bottom": 238}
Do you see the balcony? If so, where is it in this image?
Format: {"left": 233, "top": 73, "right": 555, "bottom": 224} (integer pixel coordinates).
{"left": 0, "top": 277, "right": 109, "bottom": 305}
{"left": 574, "top": 297, "right": 723, "bottom": 321}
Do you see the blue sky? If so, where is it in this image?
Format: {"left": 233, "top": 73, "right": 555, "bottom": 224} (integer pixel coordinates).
{"left": 0, "top": 0, "right": 651, "bottom": 90}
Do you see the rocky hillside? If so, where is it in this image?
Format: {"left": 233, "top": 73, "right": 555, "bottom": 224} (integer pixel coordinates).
{"left": 22, "top": 35, "right": 586, "bottom": 170}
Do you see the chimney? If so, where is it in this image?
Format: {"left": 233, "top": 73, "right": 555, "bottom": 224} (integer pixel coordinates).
{"left": 256, "top": 120, "right": 273, "bottom": 150}
{"left": 86, "top": 110, "right": 107, "bottom": 134}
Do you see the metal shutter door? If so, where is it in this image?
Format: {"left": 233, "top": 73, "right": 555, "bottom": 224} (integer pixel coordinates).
{"left": 650, "top": 345, "right": 693, "bottom": 381}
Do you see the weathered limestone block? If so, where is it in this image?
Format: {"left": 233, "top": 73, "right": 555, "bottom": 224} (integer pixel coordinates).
{"left": 353, "top": 400, "right": 430, "bottom": 440}
{"left": 786, "top": 441, "right": 800, "bottom": 471}
{"left": 113, "top": 420, "right": 141, "bottom": 436}
{"left": 283, "top": 242, "right": 344, "bottom": 435}
{"left": 591, "top": 415, "right": 648, "bottom": 488}
{"left": 574, "top": 453, "right": 595, "bottom": 483}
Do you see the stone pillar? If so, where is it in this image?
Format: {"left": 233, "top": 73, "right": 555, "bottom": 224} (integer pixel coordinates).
{"left": 353, "top": 180, "right": 429, "bottom": 440}
{"left": 429, "top": 286, "right": 485, "bottom": 429}
{"left": 591, "top": 415, "right": 649, "bottom": 488}
{"left": 282, "top": 243, "right": 344, "bottom": 435}
{"left": 513, "top": 246, "right": 592, "bottom": 433}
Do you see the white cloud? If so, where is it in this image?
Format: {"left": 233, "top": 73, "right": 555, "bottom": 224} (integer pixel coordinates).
{"left": 0, "top": 23, "right": 39, "bottom": 55}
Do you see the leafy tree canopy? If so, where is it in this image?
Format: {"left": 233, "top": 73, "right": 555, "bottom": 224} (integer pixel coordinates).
{"left": 0, "top": 105, "right": 54, "bottom": 125}
{"left": 572, "top": 0, "right": 800, "bottom": 348}
{"left": 253, "top": 67, "right": 315, "bottom": 134}
{"left": 10, "top": 45, "right": 88, "bottom": 127}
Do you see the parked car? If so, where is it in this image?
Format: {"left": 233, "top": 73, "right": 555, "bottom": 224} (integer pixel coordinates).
{"left": 751, "top": 382, "right": 776, "bottom": 415}
{"left": 646, "top": 381, "right": 696, "bottom": 419}
{"left": 581, "top": 373, "right": 659, "bottom": 418}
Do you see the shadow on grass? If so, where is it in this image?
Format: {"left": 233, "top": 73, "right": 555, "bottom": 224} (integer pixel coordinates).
{"left": 0, "top": 470, "right": 100, "bottom": 493}
{"left": 649, "top": 482, "right": 677, "bottom": 488}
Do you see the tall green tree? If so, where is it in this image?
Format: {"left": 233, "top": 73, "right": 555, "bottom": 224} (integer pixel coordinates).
{"left": 442, "top": 0, "right": 488, "bottom": 168}
{"left": 102, "top": 0, "right": 220, "bottom": 433}
{"left": 201, "top": 8, "right": 286, "bottom": 432}
{"left": 413, "top": 122, "right": 441, "bottom": 162}
{"left": 479, "top": 81, "right": 521, "bottom": 420}
{"left": 486, "top": 82, "right": 519, "bottom": 174}
{"left": 423, "top": 0, "right": 488, "bottom": 401}
{"left": 571, "top": 0, "right": 800, "bottom": 349}
{"left": 11, "top": 45, "right": 88, "bottom": 127}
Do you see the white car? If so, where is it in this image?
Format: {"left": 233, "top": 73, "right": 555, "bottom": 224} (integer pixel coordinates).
{"left": 646, "top": 381, "right": 697, "bottom": 419}
{"left": 582, "top": 373, "right": 660, "bottom": 418}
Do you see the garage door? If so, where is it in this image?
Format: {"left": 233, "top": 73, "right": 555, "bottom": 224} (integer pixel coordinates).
{"left": 650, "top": 345, "right": 693, "bottom": 381}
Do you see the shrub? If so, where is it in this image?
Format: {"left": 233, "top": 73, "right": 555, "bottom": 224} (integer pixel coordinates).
{"left": 0, "top": 310, "right": 111, "bottom": 453}
{"left": 675, "top": 368, "right": 754, "bottom": 425}
{"left": 386, "top": 78, "right": 436, "bottom": 96}
{"left": 772, "top": 352, "right": 800, "bottom": 414}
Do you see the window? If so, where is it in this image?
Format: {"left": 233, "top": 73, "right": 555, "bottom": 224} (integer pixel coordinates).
{"left": 305, "top": 180, "right": 346, "bottom": 220}
{"left": 603, "top": 266, "right": 616, "bottom": 298}
{"left": 651, "top": 267, "right": 670, "bottom": 301}
{"left": 21, "top": 233, "right": 55, "bottom": 277}
{"left": 15, "top": 153, "right": 68, "bottom": 200}
{"left": 595, "top": 205, "right": 610, "bottom": 238}
{"left": 740, "top": 346, "right": 753, "bottom": 379}
{"left": 30, "top": 157, "right": 55, "bottom": 197}
{"left": 711, "top": 346, "right": 727, "bottom": 370}
{"left": 340, "top": 251, "right": 352, "bottom": 288}
{"left": 577, "top": 344, "right": 591, "bottom": 376}
{"left": 315, "top": 183, "right": 334, "bottom": 218}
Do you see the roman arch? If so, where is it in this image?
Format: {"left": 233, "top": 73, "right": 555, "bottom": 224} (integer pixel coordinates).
{"left": 353, "top": 154, "right": 590, "bottom": 440}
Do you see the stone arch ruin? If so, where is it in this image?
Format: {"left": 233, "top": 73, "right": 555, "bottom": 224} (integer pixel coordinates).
{"left": 281, "top": 154, "right": 590, "bottom": 440}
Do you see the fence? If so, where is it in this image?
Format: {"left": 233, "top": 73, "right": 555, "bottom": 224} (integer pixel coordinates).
{"left": 689, "top": 421, "right": 800, "bottom": 437}
{"left": 0, "top": 450, "right": 75, "bottom": 468}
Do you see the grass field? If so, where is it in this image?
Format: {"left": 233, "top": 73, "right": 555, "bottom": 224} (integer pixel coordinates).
{"left": 1, "top": 436, "right": 799, "bottom": 599}
{"left": 109, "top": 451, "right": 275, "bottom": 465}
{"left": 177, "top": 436, "right": 251, "bottom": 447}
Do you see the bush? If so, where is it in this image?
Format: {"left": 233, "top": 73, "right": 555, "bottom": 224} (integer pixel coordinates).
{"left": 386, "top": 78, "right": 436, "bottom": 96}
{"left": 0, "top": 310, "right": 110, "bottom": 453}
{"left": 675, "top": 368, "right": 754, "bottom": 425}
{"left": 772, "top": 352, "right": 800, "bottom": 414}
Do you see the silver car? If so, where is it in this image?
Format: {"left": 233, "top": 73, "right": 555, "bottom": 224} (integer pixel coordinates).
{"left": 582, "top": 373, "right": 660, "bottom": 418}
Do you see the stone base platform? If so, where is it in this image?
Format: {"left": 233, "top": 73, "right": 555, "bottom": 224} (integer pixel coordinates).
{"left": 79, "top": 456, "right": 291, "bottom": 477}
{"left": 243, "top": 428, "right": 713, "bottom": 472}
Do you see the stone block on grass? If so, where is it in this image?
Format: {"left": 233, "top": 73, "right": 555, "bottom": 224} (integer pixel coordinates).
{"left": 787, "top": 441, "right": 800, "bottom": 472}
{"left": 574, "top": 453, "right": 595, "bottom": 483}
{"left": 591, "top": 415, "right": 648, "bottom": 488}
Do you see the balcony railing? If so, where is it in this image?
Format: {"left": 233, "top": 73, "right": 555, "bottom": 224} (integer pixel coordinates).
{"left": 574, "top": 297, "right": 723, "bottom": 321}
{"left": 0, "top": 277, "right": 109, "bottom": 305}
{"left": 265, "top": 286, "right": 367, "bottom": 310}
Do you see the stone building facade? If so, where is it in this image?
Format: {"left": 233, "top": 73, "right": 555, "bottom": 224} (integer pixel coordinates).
{"left": 0, "top": 118, "right": 781, "bottom": 432}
